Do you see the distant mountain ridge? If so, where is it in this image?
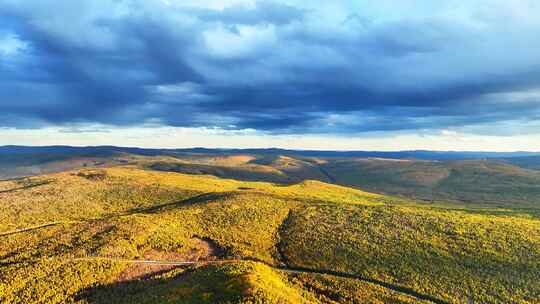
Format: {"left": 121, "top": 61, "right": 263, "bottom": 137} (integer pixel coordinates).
{"left": 2, "top": 145, "right": 539, "bottom": 160}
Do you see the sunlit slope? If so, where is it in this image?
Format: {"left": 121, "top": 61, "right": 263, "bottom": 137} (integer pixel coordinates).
{"left": 250, "top": 155, "right": 332, "bottom": 182}
{"left": 1, "top": 167, "right": 539, "bottom": 303}
{"left": 147, "top": 154, "right": 331, "bottom": 184}
{"left": 0, "top": 168, "right": 410, "bottom": 303}
{"left": 0, "top": 167, "right": 378, "bottom": 231}
{"left": 281, "top": 205, "right": 540, "bottom": 303}
{"left": 148, "top": 161, "right": 292, "bottom": 183}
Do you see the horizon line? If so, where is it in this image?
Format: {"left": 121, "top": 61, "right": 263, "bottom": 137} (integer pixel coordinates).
{"left": 2, "top": 144, "right": 540, "bottom": 154}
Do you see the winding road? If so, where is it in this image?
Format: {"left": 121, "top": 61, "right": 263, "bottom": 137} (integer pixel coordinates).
{"left": 74, "top": 256, "right": 449, "bottom": 304}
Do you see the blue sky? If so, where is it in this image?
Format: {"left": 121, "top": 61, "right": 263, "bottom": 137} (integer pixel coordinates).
{"left": 1, "top": 0, "right": 540, "bottom": 150}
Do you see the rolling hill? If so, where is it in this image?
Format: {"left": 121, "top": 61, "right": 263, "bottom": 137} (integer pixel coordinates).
{"left": 319, "top": 158, "right": 540, "bottom": 207}
{"left": 1, "top": 166, "right": 539, "bottom": 303}
{"left": 147, "top": 154, "right": 540, "bottom": 207}
{"left": 2, "top": 146, "right": 540, "bottom": 207}
{"left": 3, "top": 145, "right": 540, "bottom": 207}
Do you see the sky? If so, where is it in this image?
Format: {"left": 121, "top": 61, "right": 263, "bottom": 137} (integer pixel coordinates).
{"left": 1, "top": 0, "right": 540, "bottom": 151}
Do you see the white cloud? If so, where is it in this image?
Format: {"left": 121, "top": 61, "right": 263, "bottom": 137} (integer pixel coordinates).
{"left": 167, "top": 0, "right": 255, "bottom": 10}
{"left": 0, "top": 33, "right": 28, "bottom": 56}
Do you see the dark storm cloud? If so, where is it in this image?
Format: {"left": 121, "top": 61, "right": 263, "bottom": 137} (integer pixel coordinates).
{"left": 1, "top": 0, "right": 540, "bottom": 135}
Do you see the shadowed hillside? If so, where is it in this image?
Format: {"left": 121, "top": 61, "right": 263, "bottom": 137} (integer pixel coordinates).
{"left": 320, "top": 158, "right": 540, "bottom": 207}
